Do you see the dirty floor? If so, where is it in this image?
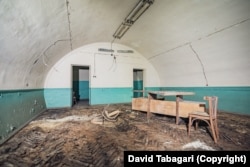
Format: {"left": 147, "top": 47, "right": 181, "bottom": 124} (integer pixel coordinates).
{"left": 0, "top": 101, "right": 250, "bottom": 166}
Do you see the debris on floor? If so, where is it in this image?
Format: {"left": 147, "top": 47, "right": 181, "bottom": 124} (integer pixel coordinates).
{"left": 182, "top": 140, "right": 215, "bottom": 150}
{"left": 0, "top": 103, "right": 249, "bottom": 166}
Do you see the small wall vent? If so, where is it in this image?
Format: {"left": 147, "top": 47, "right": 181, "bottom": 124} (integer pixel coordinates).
{"left": 117, "top": 50, "right": 134, "bottom": 53}
{"left": 98, "top": 48, "right": 114, "bottom": 52}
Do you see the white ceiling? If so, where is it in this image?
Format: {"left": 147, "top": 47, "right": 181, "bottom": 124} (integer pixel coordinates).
{"left": 0, "top": 0, "right": 250, "bottom": 89}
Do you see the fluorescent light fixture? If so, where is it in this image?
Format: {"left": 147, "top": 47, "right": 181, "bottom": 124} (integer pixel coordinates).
{"left": 125, "top": 0, "right": 154, "bottom": 24}
{"left": 113, "top": 0, "right": 154, "bottom": 39}
{"left": 113, "top": 22, "right": 132, "bottom": 39}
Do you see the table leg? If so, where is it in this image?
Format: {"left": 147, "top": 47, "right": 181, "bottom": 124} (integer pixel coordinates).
{"left": 176, "top": 95, "right": 183, "bottom": 124}
{"left": 147, "top": 93, "right": 155, "bottom": 122}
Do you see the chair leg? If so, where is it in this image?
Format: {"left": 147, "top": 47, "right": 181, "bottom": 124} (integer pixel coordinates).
{"left": 214, "top": 119, "right": 219, "bottom": 140}
{"left": 188, "top": 116, "right": 192, "bottom": 136}
{"left": 195, "top": 120, "right": 199, "bottom": 130}
{"left": 210, "top": 121, "right": 217, "bottom": 143}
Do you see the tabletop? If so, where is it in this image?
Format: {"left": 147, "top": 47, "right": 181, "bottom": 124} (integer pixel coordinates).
{"left": 148, "top": 91, "right": 195, "bottom": 96}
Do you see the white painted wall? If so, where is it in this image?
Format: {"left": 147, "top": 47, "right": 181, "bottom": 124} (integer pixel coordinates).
{"left": 149, "top": 14, "right": 250, "bottom": 87}
{"left": 44, "top": 43, "right": 160, "bottom": 89}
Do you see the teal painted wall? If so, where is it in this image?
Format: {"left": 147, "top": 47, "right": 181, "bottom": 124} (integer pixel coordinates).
{"left": 0, "top": 89, "right": 46, "bottom": 144}
{"left": 44, "top": 88, "right": 71, "bottom": 108}
{"left": 90, "top": 88, "right": 133, "bottom": 105}
{"left": 43, "top": 86, "right": 250, "bottom": 115}
{"left": 44, "top": 87, "right": 132, "bottom": 107}
{"left": 147, "top": 86, "right": 250, "bottom": 115}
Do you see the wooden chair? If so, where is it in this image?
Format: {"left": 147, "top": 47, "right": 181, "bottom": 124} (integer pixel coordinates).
{"left": 102, "top": 109, "right": 120, "bottom": 122}
{"left": 188, "top": 96, "right": 219, "bottom": 143}
{"left": 101, "top": 104, "right": 120, "bottom": 122}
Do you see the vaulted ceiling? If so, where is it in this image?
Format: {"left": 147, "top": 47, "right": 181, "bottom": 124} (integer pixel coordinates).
{"left": 1, "top": 0, "right": 249, "bottom": 89}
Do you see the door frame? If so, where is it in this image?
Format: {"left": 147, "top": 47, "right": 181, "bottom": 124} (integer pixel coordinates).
{"left": 71, "top": 65, "right": 91, "bottom": 106}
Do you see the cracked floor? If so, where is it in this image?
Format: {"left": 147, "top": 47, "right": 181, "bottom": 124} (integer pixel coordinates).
{"left": 0, "top": 101, "right": 249, "bottom": 166}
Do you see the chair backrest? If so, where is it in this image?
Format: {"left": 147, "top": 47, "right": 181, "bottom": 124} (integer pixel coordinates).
{"left": 204, "top": 96, "right": 218, "bottom": 119}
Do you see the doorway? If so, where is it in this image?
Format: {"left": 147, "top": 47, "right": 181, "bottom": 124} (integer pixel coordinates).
{"left": 72, "top": 66, "right": 90, "bottom": 106}
{"left": 133, "top": 69, "right": 144, "bottom": 98}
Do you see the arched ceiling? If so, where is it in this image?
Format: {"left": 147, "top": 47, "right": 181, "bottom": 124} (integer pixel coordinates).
{"left": 0, "top": 0, "right": 249, "bottom": 89}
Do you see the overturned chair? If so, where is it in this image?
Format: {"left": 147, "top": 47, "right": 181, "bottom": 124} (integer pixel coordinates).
{"left": 91, "top": 105, "right": 121, "bottom": 124}
{"left": 102, "top": 109, "right": 121, "bottom": 122}
{"left": 188, "top": 96, "right": 219, "bottom": 143}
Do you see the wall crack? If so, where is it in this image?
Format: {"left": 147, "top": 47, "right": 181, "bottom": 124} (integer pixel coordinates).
{"left": 148, "top": 18, "right": 250, "bottom": 60}
{"left": 189, "top": 44, "right": 208, "bottom": 86}
{"left": 148, "top": 42, "right": 190, "bottom": 60}
{"left": 205, "top": 18, "right": 250, "bottom": 38}
{"left": 66, "top": 0, "right": 73, "bottom": 50}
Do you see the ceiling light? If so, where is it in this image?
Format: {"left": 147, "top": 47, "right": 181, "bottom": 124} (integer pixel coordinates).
{"left": 113, "top": 22, "right": 132, "bottom": 39}
{"left": 125, "top": 0, "right": 154, "bottom": 24}
{"left": 113, "top": 0, "right": 154, "bottom": 39}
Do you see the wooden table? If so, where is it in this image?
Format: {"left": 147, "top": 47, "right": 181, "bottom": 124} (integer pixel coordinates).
{"left": 147, "top": 91, "right": 195, "bottom": 124}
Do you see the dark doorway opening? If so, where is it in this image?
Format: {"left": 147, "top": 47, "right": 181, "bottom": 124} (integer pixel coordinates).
{"left": 72, "top": 66, "right": 90, "bottom": 106}
{"left": 133, "top": 69, "right": 144, "bottom": 98}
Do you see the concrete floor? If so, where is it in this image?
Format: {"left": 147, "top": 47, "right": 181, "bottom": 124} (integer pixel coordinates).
{"left": 0, "top": 101, "right": 249, "bottom": 166}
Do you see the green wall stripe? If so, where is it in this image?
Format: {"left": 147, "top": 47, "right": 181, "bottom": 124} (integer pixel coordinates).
{"left": 0, "top": 89, "right": 46, "bottom": 143}
{"left": 90, "top": 87, "right": 133, "bottom": 105}
{"left": 44, "top": 88, "right": 71, "bottom": 108}
{"left": 42, "top": 86, "right": 250, "bottom": 115}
